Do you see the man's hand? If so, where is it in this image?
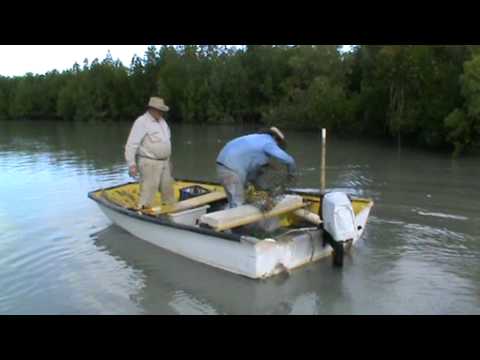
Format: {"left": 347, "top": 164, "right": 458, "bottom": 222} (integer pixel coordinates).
{"left": 129, "top": 164, "right": 138, "bottom": 178}
{"left": 287, "top": 173, "right": 297, "bottom": 186}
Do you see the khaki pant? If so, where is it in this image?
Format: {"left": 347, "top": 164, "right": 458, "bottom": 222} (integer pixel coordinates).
{"left": 216, "top": 164, "right": 245, "bottom": 208}
{"left": 138, "top": 157, "right": 175, "bottom": 208}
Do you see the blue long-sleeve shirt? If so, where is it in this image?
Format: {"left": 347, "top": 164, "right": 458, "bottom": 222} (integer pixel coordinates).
{"left": 216, "top": 134, "right": 296, "bottom": 183}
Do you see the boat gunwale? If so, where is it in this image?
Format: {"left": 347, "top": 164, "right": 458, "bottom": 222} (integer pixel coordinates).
{"left": 88, "top": 181, "right": 244, "bottom": 243}
{"left": 87, "top": 179, "right": 374, "bottom": 244}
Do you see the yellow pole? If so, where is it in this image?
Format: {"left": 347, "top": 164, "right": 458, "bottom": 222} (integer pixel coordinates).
{"left": 321, "top": 128, "right": 326, "bottom": 192}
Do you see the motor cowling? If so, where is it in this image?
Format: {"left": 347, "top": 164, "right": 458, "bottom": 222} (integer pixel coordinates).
{"left": 322, "top": 192, "right": 358, "bottom": 242}
{"left": 321, "top": 192, "right": 358, "bottom": 266}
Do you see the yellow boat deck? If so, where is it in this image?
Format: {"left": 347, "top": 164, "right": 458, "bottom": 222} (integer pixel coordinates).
{"left": 90, "top": 180, "right": 373, "bottom": 230}
{"left": 92, "top": 181, "right": 225, "bottom": 214}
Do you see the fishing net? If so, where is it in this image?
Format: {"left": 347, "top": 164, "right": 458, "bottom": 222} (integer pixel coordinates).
{"left": 245, "top": 160, "right": 297, "bottom": 213}
{"left": 236, "top": 165, "right": 296, "bottom": 237}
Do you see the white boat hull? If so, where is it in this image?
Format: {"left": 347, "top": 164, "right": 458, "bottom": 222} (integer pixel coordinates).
{"left": 96, "top": 202, "right": 373, "bottom": 279}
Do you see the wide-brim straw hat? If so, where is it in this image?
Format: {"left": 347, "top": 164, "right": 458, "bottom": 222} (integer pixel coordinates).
{"left": 270, "top": 126, "right": 285, "bottom": 141}
{"left": 148, "top": 97, "right": 170, "bottom": 112}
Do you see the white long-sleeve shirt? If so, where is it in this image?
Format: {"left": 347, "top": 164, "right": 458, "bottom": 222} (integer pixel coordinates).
{"left": 125, "top": 111, "right": 171, "bottom": 167}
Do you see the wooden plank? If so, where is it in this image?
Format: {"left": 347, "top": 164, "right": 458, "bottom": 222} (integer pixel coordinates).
{"left": 293, "top": 209, "right": 322, "bottom": 226}
{"left": 200, "top": 195, "right": 306, "bottom": 231}
{"left": 150, "top": 191, "right": 227, "bottom": 215}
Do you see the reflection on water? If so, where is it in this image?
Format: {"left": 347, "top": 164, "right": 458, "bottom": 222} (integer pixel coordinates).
{"left": 1, "top": 120, "right": 480, "bottom": 314}
{"left": 93, "top": 225, "right": 355, "bottom": 315}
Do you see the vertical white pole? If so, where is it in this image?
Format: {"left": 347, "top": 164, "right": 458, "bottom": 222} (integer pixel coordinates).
{"left": 321, "top": 128, "right": 326, "bottom": 192}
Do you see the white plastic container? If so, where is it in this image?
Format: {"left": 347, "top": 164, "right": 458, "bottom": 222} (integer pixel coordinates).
{"left": 168, "top": 205, "right": 210, "bottom": 226}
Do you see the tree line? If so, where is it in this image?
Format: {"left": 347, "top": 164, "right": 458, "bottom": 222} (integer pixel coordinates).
{"left": 1, "top": 45, "right": 479, "bottom": 155}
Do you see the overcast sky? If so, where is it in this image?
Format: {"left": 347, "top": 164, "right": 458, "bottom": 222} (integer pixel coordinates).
{"left": 0, "top": 45, "right": 353, "bottom": 77}
{"left": 0, "top": 45, "right": 152, "bottom": 77}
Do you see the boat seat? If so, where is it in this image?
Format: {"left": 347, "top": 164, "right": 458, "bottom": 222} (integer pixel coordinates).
{"left": 199, "top": 194, "right": 305, "bottom": 231}
{"left": 150, "top": 191, "right": 227, "bottom": 215}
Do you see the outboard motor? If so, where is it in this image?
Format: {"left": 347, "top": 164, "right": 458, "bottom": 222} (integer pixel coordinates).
{"left": 321, "top": 192, "right": 358, "bottom": 267}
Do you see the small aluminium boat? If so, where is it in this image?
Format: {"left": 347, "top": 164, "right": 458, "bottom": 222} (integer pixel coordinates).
{"left": 88, "top": 179, "right": 374, "bottom": 279}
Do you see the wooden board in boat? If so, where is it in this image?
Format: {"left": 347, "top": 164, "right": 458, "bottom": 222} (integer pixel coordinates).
{"left": 200, "top": 195, "right": 305, "bottom": 231}
{"left": 150, "top": 191, "right": 227, "bottom": 215}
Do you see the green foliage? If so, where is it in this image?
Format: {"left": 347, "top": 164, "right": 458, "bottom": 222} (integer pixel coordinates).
{"left": 266, "top": 46, "right": 354, "bottom": 132}
{"left": 463, "top": 54, "right": 480, "bottom": 119}
{"left": 444, "top": 109, "right": 471, "bottom": 156}
{"left": 444, "top": 53, "right": 480, "bottom": 155}
{"left": 350, "top": 45, "right": 472, "bottom": 150}
{"left": 0, "top": 45, "right": 478, "bottom": 155}
{"left": 0, "top": 76, "right": 13, "bottom": 118}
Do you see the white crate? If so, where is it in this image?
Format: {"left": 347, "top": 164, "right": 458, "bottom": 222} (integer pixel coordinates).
{"left": 168, "top": 205, "right": 210, "bottom": 226}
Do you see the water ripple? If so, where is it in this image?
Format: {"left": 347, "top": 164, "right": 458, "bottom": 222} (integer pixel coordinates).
{"left": 169, "top": 290, "right": 220, "bottom": 315}
{"left": 2, "top": 121, "right": 480, "bottom": 314}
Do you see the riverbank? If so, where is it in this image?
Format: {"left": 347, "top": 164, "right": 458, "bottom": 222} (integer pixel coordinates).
{"left": 2, "top": 45, "right": 479, "bottom": 156}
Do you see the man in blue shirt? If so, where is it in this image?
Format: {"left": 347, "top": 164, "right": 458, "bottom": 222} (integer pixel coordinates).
{"left": 216, "top": 127, "right": 296, "bottom": 208}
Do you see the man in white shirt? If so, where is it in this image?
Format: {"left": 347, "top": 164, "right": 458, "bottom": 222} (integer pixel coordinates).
{"left": 125, "top": 97, "right": 176, "bottom": 209}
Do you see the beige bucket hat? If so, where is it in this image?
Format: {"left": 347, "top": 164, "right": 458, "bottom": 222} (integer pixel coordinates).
{"left": 148, "top": 97, "right": 170, "bottom": 112}
{"left": 270, "top": 126, "right": 285, "bottom": 140}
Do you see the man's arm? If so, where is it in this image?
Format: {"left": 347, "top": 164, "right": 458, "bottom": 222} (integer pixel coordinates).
{"left": 264, "top": 142, "right": 296, "bottom": 175}
{"left": 125, "top": 117, "right": 146, "bottom": 176}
